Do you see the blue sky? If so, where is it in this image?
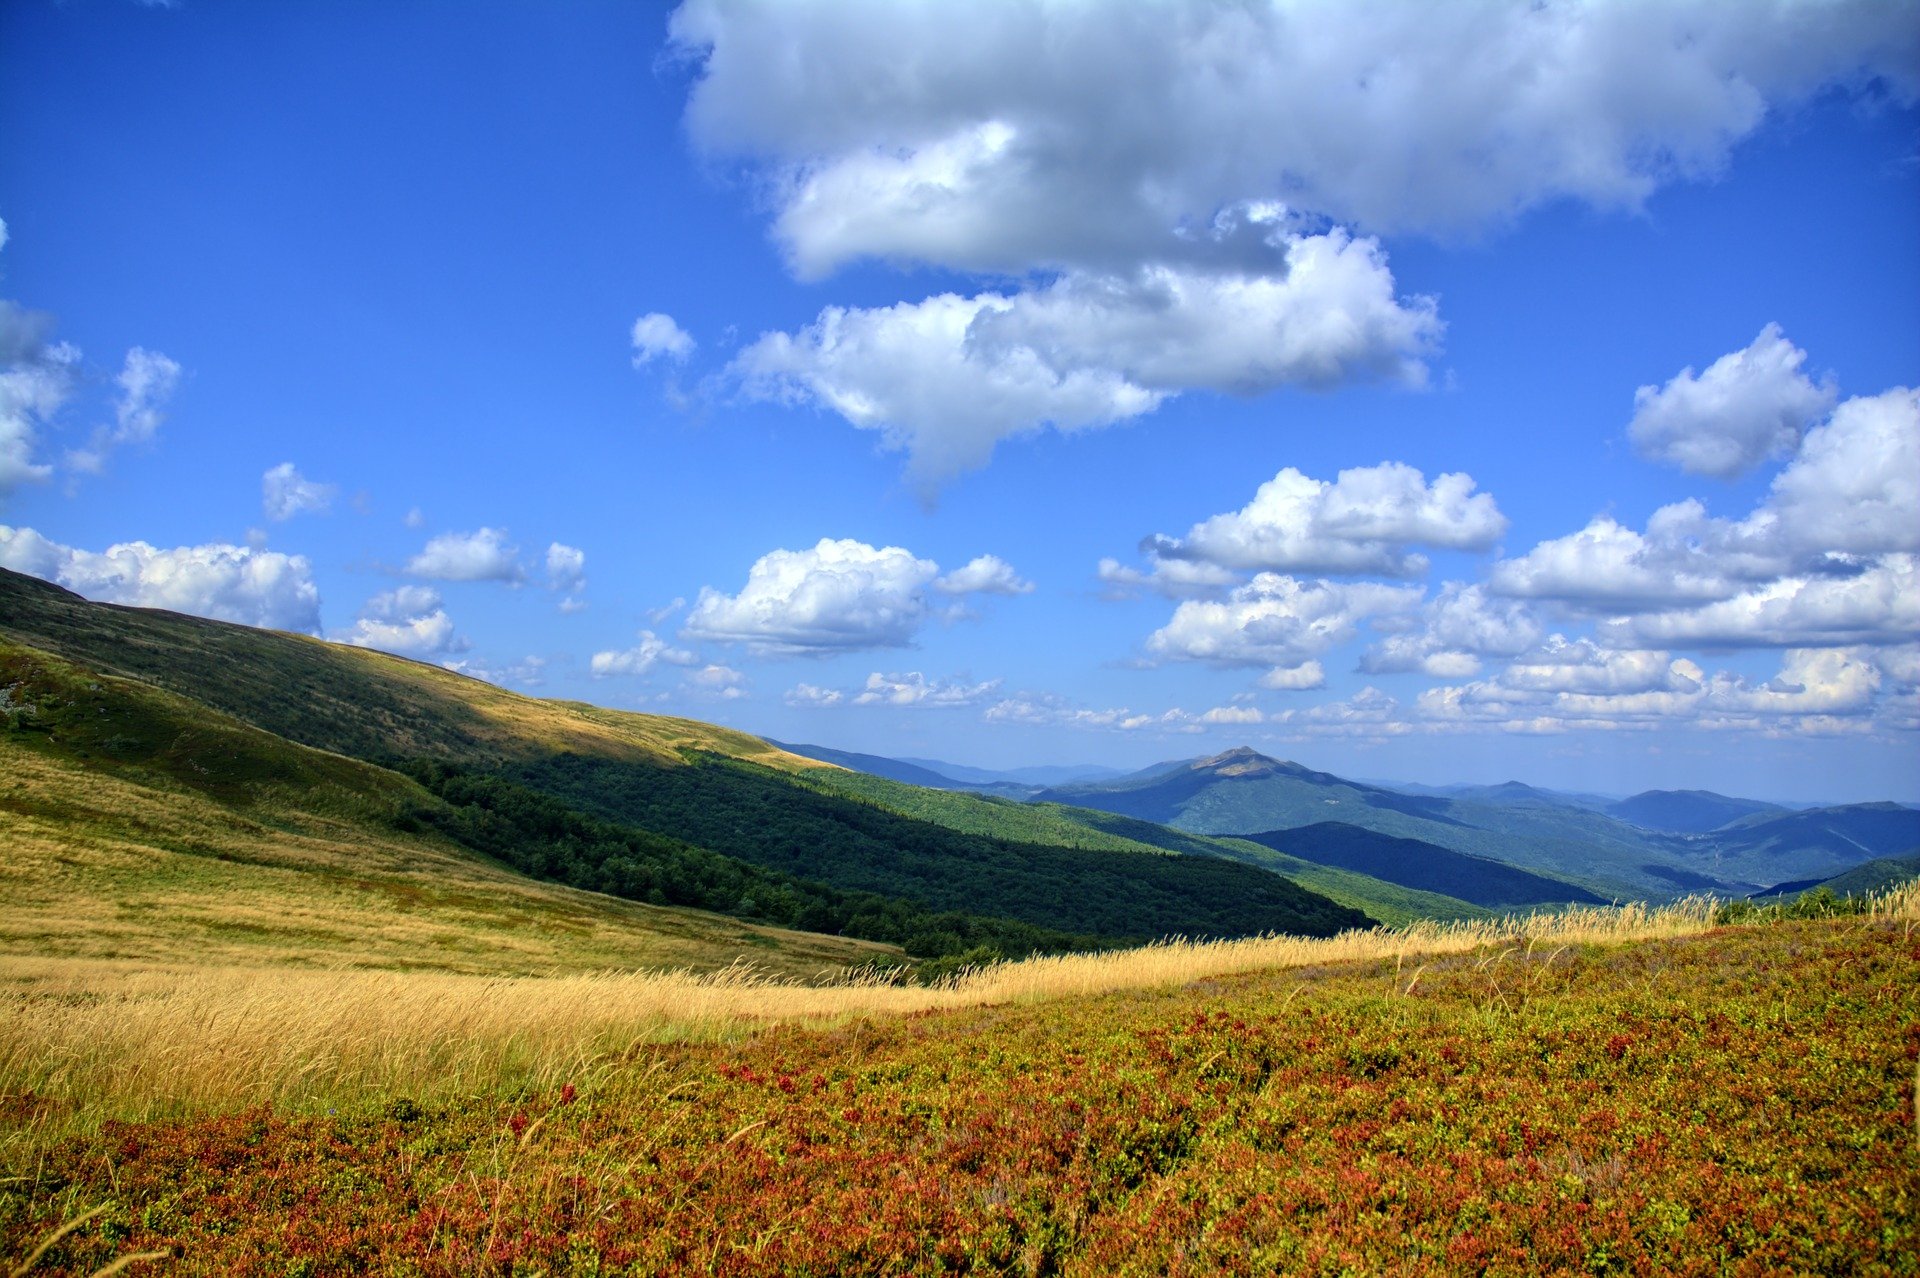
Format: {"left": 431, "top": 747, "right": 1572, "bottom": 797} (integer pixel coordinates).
{"left": 3, "top": 0, "right": 1917, "bottom": 802}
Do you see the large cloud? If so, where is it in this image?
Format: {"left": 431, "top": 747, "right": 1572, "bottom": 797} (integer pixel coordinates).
{"left": 1133, "top": 461, "right": 1504, "bottom": 585}
{"left": 0, "top": 301, "right": 75, "bottom": 498}
{"left": 731, "top": 238, "right": 1437, "bottom": 485}
{"left": 1494, "top": 386, "right": 1920, "bottom": 624}
{"left": 1360, "top": 583, "right": 1542, "bottom": 677}
{"left": 405, "top": 528, "right": 526, "bottom": 583}
{"left": 1145, "top": 572, "right": 1421, "bottom": 670}
{"left": 672, "top": 0, "right": 1917, "bottom": 275}
{"left": 262, "top": 462, "right": 337, "bottom": 522}
{"left": 1628, "top": 324, "right": 1835, "bottom": 478}
{"left": 590, "top": 629, "right": 698, "bottom": 678}
{"left": 67, "top": 347, "right": 182, "bottom": 475}
{"left": 684, "top": 537, "right": 1026, "bottom": 654}
{"left": 340, "top": 586, "right": 465, "bottom": 656}
{"left": 0, "top": 524, "right": 322, "bottom": 633}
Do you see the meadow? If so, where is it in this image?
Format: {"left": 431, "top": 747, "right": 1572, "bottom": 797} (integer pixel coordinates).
{"left": 4, "top": 886, "right": 1914, "bottom": 1274}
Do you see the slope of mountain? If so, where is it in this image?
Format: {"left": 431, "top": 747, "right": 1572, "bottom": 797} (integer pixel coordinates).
{"left": 1033, "top": 747, "right": 1844, "bottom": 900}
{"left": 1239, "top": 823, "right": 1609, "bottom": 909}
{"left": 1701, "top": 804, "right": 1920, "bottom": 882}
{"left": 1759, "top": 851, "right": 1920, "bottom": 901}
{"left": 0, "top": 637, "right": 889, "bottom": 977}
{"left": 767, "top": 740, "right": 972, "bottom": 790}
{"left": 1607, "top": 789, "right": 1788, "bottom": 833}
{"left": 794, "top": 765, "right": 1488, "bottom": 926}
{"left": 1, "top": 569, "right": 1372, "bottom": 949}
{"left": 896, "top": 757, "right": 1130, "bottom": 788}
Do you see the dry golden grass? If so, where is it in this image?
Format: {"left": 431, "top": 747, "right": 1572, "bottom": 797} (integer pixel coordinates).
{"left": 0, "top": 746, "right": 888, "bottom": 978}
{"left": 11, "top": 884, "right": 1910, "bottom": 1146}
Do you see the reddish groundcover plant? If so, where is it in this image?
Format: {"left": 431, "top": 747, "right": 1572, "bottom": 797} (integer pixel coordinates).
{"left": 4, "top": 917, "right": 1915, "bottom": 1275}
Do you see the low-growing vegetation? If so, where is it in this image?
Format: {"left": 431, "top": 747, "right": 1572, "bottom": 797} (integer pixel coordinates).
{"left": 2, "top": 886, "right": 1914, "bottom": 1274}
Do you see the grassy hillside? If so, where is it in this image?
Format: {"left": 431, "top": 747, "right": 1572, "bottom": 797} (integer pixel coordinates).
{"left": 1, "top": 570, "right": 1375, "bottom": 950}
{"left": 0, "top": 567, "right": 817, "bottom": 772}
{"left": 1606, "top": 788, "right": 1786, "bottom": 833}
{"left": 767, "top": 763, "right": 1483, "bottom": 926}
{"left": 506, "top": 752, "right": 1370, "bottom": 942}
{"left": 0, "top": 639, "right": 889, "bottom": 978}
{"left": 1038, "top": 746, "right": 1897, "bottom": 899}
{"left": 1760, "top": 850, "right": 1920, "bottom": 901}
{"left": 1241, "top": 823, "right": 1610, "bottom": 909}
{"left": 5, "top": 898, "right": 1913, "bottom": 1274}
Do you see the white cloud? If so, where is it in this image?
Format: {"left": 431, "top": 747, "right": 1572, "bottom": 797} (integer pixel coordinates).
{"left": 1600, "top": 554, "right": 1920, "bottom": 650}
{"left": 590, "top": 629, "right": 698, "bottom": 678}
{"left": 0, "top": 301, "right": 76, "bottom": 498}
{"left": 0, "top": 524, "right": 322, "bottom": 633}
{"left": 403, "top": 507, "right": 426, "bottom": 529}
{"left": 405, "top": 527, "right": 525, "bottom": 583}
{"left": 546, "top": 543, "right": 587, "bottom": 611}
{"left": 684, "top": 537, "right": 1018, "bottom": 654}
{"left": 851, "top": 671, "right": 1002, "bottom": 708}
{"left": 731, "top": 239, "right": 1438, "bottom": 486}
{"left": 632, "top": 312, "right": 696, "bottom": 366}
{"left": 981, "top": 692, "right": 1207, "bottom": 735}
{"left": 262, "top": 462, "right": 337, "bottom": 521}
{"left": 341, "top": 586, "right": 466, "bottom": 656}
{"left": 66, "top": 347, "right": 182, "bottom": 476}
{"left": 1097, "top": 554, "right": 1237, "bottom": 601}
{"left": 1257, "top": 660, "right": 1327, "bottom": 691}
{"left": 685, "top": 663, "right": 749, "bottom": 699}
{"left": 1498, "top": 636, "right": 1701, "bottom": 697}
{"left": 1268, "top": 686, "right": 1412, "bottom": 738}
{"left": 933, "top": 554, "right": 1032, "bottom": 596}
{"left": 1497, "top": 386, "right": 1920, "bottom": 617}
{"left": 1415, "top": 646, "right": 1888, "bottom": 735}
{"left": 785, "top": 682, "right": 844, "bottom": 708}
{"left": 1145, "top": 572, "right": 1422, "bottom": 669}
{"left": 1360, "top": 582, "right": 1541, "bottom": 677}
{"left": 1628, "top": 324, "right": 1835, "bottom": 478}
{"left": 1139, "top": 462, "right": 1506, "bottom": 582}
{"left": 672, "top": 0, "right": 1916, "bottom": 273}
{"left": 442, "top": 654, "right": 548, "bottom": 688}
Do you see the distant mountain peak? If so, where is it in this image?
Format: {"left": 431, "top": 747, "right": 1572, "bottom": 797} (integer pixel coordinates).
{"left": 1192, "top": 746, "right": 1293, "bottom": 778}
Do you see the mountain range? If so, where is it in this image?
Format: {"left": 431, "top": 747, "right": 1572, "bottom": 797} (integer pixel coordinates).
{"left": 4, "top": 565, "right": 1913, "bottom": 980}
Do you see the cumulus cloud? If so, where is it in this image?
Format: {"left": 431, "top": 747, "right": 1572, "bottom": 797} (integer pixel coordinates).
{"left": 1599, "top": 554, "right": 1920, "bottom": 650}
{"left": 1498, "top": 636, "right": 1701, "bottom": 697}
{"left": 1145, "top": 572, "right": 1422, "bottom": 671}
{"left": 0, "top": 523, "right": 322, "bottom": 632}
{"left": 62, "top": 347, "right": 182, "bottom": 476}
{"left": 673, "top": 0, "right": 1917, "bottom": 274}
{"left": 1360, "top": 583, "right": 1542, "bottom": 677}
{"left": 725, "top": 234, "right": 1436, "bottom": 483}
{"left": 684, "top": 537, "right": 1022, "bottom": 654}
{"left": 933, "top": 554, "right": 1032, "bottom": 596}
{"left": 632, "top": 312, "right": 695, "bottom": 366}
{"left": 851, "top": 671, "right": 1002, "bottom": 708}
{"left": 341, "top": 586, "right": 466, "bottom": 656}
{"left": 1257, "top": 661, "right": 1327, "bottom": 691}
{"left": 590, "top": 629, "right": 698, "bottom": 678}
{"left": 0, "top": 301, "right": 76, "bottom": 498}
{"left": 981, "top": 692, "right": 1207, "bottom": 735}
{"left": 785, "top": 682, "right": 844, "bottom": 708}
{"left": 546, "top": 542, "right": 588, "bottom": 611}
{"left": 1494, "top": 386, "right": 1920, "bottom": 621}
{"left": 1628, "top": 324, "right": 1835, "bottom": 478}
{"left": 261, "top": 462, "right": 337, "bottom": 521}
{"left": 731, "top": 238, "right": 1438, "bottom": 486}
{"left": 684, "top": 663, "right": 749, "bottom": 699}
{"left": 405, "top": 527, "right": 525, "bottom": 583}
{"left": 1135, "top": 462, "right": 1505, "bottom": 584}
{"left": 1416, "top": 647, "right": 1887, "bottom": 735}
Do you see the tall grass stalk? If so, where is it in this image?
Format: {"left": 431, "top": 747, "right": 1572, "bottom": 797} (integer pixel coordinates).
{"left": 4, "top": 884, "right": 1914, "bottom": 1139}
